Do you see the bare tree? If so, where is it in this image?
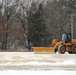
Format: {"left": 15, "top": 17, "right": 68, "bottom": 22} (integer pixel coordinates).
{"left": 15, "top": 0, "right": 39, "bottom": 49}
{"left": 0, "top": 0, "right": 19, "bottom": 50}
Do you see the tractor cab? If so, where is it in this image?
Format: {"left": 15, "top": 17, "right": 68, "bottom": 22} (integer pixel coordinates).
{"left": 62, "top": 33, "right": 71, "bottom": 43}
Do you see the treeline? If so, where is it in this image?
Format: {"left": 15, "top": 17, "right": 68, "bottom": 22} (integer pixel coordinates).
{"left": 0, "top": 0, "right": 76, "bottom": 51}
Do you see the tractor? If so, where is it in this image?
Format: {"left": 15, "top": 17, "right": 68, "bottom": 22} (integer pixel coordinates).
{"left": 32, "top": 33, "right": 76, "bottom": 54}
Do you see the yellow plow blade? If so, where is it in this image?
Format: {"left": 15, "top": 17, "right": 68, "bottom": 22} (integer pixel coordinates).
{"left": 32, "top": 47, "right": 55, "bottom": 53}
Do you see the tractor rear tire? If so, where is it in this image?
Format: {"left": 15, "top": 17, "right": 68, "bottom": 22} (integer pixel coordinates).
{"left": 72, "top": 45, "right": 76, "bottom": 54}
{"left": 58, "top": 45, "right": 66, "bottom": 54}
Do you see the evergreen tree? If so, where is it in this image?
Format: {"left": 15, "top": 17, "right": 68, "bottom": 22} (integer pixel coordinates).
{"left": 28, "top": 3, "right": 46, "bottom": 46}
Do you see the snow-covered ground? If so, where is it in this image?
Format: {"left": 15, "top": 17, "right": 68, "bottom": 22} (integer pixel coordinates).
{"left": 0, "top": 71, "right": 76, "bottom": 75}
{"left": 0, "top": 52, "right": 76, "bottom": 70}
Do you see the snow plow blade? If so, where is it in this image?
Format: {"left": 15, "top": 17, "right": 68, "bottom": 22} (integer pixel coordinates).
{"left": 32, "top": 47, "right": 55, "bottom": 53}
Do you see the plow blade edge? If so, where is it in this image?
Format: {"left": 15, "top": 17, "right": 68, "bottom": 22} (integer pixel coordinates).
{"left": 32, "top": 47, "right": 55, "bottom": 53}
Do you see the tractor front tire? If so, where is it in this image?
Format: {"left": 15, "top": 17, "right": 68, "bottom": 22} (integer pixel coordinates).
{"left": 72, "top": 45, "right": 76, "bottom": 54}
{"left": 58, "top": 45, "right": 66, "bottom": 54}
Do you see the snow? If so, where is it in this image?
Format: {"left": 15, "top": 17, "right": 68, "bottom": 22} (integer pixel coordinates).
{"left": 0, "top": 52, "right": 76, "bottom": 70}
{"left": 22, "top": 61, "right": 75, "bottom": 66}
{"left": 4, "top": 61, "right": 75, "bottom": 66}
{"left": 0, "top": 71, "right": 76, "bottom": 75}
{"left": 63, "top": 61, "right": 75, "bottom": 65}
{"left": 0, "top": 52, "right": 75, "bottom": 66}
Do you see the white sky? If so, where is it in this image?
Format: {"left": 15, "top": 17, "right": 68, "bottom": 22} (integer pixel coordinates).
{"left": 0, "top": 71, "right": 76, "bottom": 75}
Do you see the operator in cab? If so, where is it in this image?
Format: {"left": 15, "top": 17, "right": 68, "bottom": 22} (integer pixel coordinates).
{"left": 62, "top": 32, "right": 71, "bottom": 43}
{"left": 62, "top": 32, "right": 67, "bottom": 42}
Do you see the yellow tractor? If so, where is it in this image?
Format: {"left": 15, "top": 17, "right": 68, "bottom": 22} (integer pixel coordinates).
{"left": 32, "top": 33, "right": 76, "bottom": 54}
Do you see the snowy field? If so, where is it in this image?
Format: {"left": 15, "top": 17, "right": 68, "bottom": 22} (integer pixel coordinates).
{"left": 0, "top": 52, "right": 76, "bottom": 70}
{"left": 0, "top": 71, "right": 76, "bottom": 75}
